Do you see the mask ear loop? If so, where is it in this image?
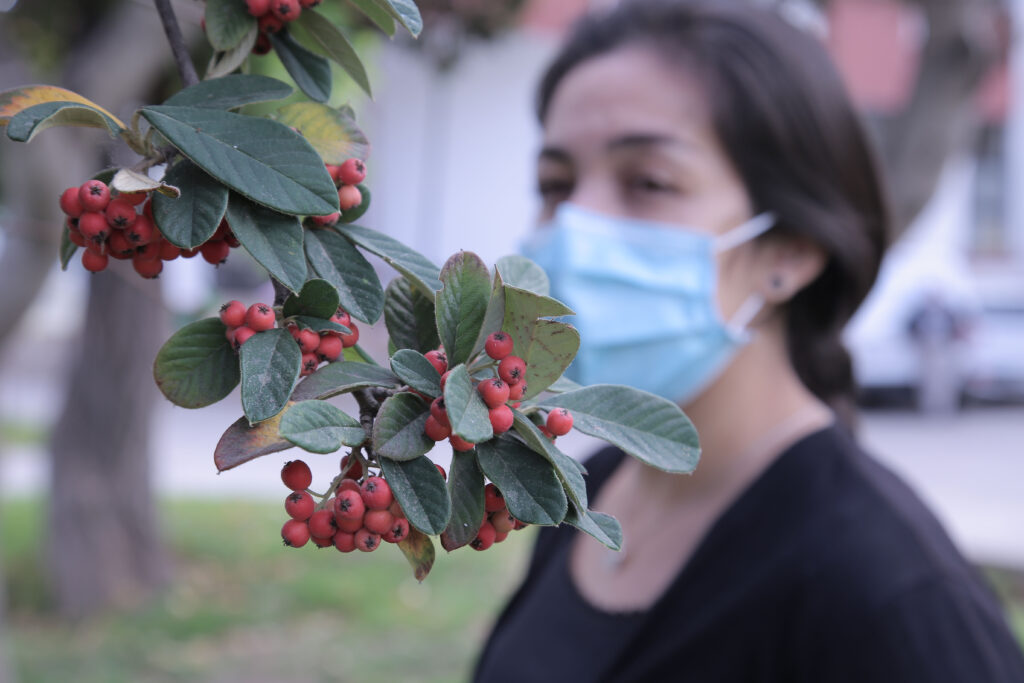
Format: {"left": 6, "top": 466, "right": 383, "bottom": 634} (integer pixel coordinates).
{"left": 726, "top": 293, "right": 765, "bottom": 334}
{"left": 712, "top": 212, "right": 776, "bottom": 253}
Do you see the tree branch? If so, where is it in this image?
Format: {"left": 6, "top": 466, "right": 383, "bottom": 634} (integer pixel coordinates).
{"left": 153, "top": 0, "right": 199, "bottom": 87}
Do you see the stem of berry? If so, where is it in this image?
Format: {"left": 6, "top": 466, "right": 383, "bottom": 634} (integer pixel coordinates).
{"left": 153, "top": 0, "right": 200, "bottom": 88}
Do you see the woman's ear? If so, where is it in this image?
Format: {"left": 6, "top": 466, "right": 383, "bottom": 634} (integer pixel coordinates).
{"left": 757, "top": 237, "right": 827, "bottom": 304}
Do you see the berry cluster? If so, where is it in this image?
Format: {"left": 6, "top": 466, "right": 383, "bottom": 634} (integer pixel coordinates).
{"left": 472, "top": 482, "right": 528, "bottom": 550}
{"left": 220, "top": 300, "right": 359, "bottom": 373}
{"left": 309, "top": 158, "right": 367, "bottom": 227}
{"left": 246, "top": 0, "right": 322, "bottom": 55}
{"left": 60, "top": 179, "right": 240, "bottom": 278}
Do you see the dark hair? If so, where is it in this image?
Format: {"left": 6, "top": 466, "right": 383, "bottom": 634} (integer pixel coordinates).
{"left": 537, "top": 0, "right": 889, "bottom": 417}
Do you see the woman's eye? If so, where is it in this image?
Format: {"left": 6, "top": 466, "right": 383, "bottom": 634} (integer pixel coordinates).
{"left": 537, "top": 179, "right": 573, "bottom": 200}
{"left": 627, "top": 175, "right": 674, "bottom": 193}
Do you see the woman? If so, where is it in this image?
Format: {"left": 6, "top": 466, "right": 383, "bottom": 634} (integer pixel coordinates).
{"left": 474, "top": 1, "right": 1024, "bottom": 681}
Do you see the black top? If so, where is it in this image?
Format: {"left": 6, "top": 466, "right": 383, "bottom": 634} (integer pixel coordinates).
{"left": 474, "top": 424, "right": 1024, "bottom": 682}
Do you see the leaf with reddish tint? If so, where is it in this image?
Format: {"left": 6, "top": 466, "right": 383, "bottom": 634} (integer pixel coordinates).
{"left": 214, "top": 409, "right": 293, "bottom": 472}
{"left": 0, "top": 85, "right": 124, "bottom": 128}
{"left": 397, "top": 527, "right": 435, "bottom": 582}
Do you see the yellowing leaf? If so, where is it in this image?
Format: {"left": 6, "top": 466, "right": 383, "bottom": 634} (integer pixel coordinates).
{"left": 0, "top": 85, "right": 124, "bottom": 129}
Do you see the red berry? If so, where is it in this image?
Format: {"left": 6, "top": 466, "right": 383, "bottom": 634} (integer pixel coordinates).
{"left": 159, "top": 240, "right": 181, "bottom": 261}
{"left": 424, "top": 415, "right": 451, "bottom": 441}
{"left": 78, "top": 211, "right": 109, "bottom": 244}
{"left": 118, "top": 191, "right": 147, "bottom": 206}
{"left": 449, "top": 434, "right": 475, "bottom": 452}
{"left": 430, "top": 397, "right": 450, "bottom": 428}
{"left": 484, "top": 483, "right": 505, "bottom": 512}
{"left": 311, "top": 212, "right": 339, "bottom": 226}
{"left": 81, "top": 249, "right": 108, "bottom": 273}
{"left": 300, "top": 353, "right": 319, "bottom": 376}
{"left": 245, "top": 0, "right": 271, "bottom": 15}
{"left": 296, "top": 328, "right": 320, "bottom": 354}
{"left": 471, "top": 521, "right": 497, "bottom": 551}
{"left": 234, "top": 326, "right": 256, "bottom": 348}
{"left": 355, "top": 528, "right": 381, "bottom": 552}
{"left": 125, "top": 214, "right": 154, "bottom": 245}
{"left": 494, "top": 529, "right": 509, "bottom": 544}
{"left": 489, "top": 404, "right": 514, "bottom": 434}
{"left": 285, "top": 491, "right": 315, "bottom": 521}
{"left": 132, "top": 255, "right": 163, "bottom": 279}
{"left": 331, "top": 308, "right": 352, "bottom": 329}
{"left": 107, "top": 230, "right": 135, "bottom": 259}
{"left": 491, "top": 508, "right": 516, "bottom": 534}
{"left": 308, "top": 509, "right": 336, "bottom": 538}
{"left": 181, "top": 247, "right": 200, "bottom": 258}
{"left": 335, "top": 515, "right": 363, "bottom": 533}
{"left": 436, "top": 464, "right": 447, "bottom": 480}
{"left": 104, "top": 199, "right": 137, "bottom": 230}
{"left": 246, "top": 303, "right": 275, "bottom": 331}
{"left": 339, "top": 323, "right": 359, "bottom": 348}
{"left": 440, "top": 371, "right": 451, "bottom": 390}
{"left": 220, "top": 300, "right": 246, "bottom": 328}
{"left": 337, "top": 158, "right": 366, "bottom": 185}
{"left": 337, "top": 184, "right": 362, "bottom": 211}
{"left": 78, "top": 180, "right": 110, "bottom": 212}
{"left": 363, "top": 509, "right": 394, "bottom": 535}
{"left": 311, "top": 534, "right": 335, "bottom": 548}
{"left": 201, "top": 239, "right": 230, "bottom": 265}
{"left": 513, "top": 518, "right": 528, "bottom": 531}
{"left": 252, "top": 33, "right": 272, "bottom": 55}
{"left": 59, "top": 187, "right": 83, "bottom": 217}
{"left": 258, "top": 13, "right": 283, "bottom": 33}
{"left": 498, "top": 355, "right": 526, "bottom": 385}
{"left": 340, "top": 454, "right": 363, "bottom": 480}
{"left": 538, "top": 425, "right": 556, "bottom": 441}
{"left": 334, "top": 489, "right": 365, "bottom": 521}
{"left": 360, "top": 476, "right": 393, "bottom": 510}
{"left": 382, "top": 516, "right": 409, "bottom": 544}
{"left": 485, "top": 332, "right": 514, "bottom": 361}
{"left": 508, "top": 381, "right": 527, "bottom": 401}
{"left": 333, "top": 531, "right": 356, "bottom": 552}
{"left": 317, "top": 334, "right": 342, "bottom": 362}
{"left": 281, "top": 459, "right": 312, "bottom": 491}
{"left": 424, "top": 349, "right": 447, "bottom": 376}
{"left": 336, "top": 478, "right": 361, "bottom": 495}
{"left": 325, "top": 163, "right": 342, "bottom": 183}
{"left": 281, "top": 519, "right": 310, "bottom": 548}
{"left": 478, "top": 378, "right": 510, "bottom": 408}
{"left": 67, "top": 222, "right": 86, "bottom": 247}
{"left": 546, "top": 408, "right": 574, "bottom": 436}
{"left": 270, "top": 0, "right": 300, "bottom": 22}
{"left": 388, "top": 499, "right": 405, "bottom": 518}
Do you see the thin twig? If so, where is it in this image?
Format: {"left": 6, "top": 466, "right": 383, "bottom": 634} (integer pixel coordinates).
{"left": 153, "top": 0, "right": 199, "bottom": 87}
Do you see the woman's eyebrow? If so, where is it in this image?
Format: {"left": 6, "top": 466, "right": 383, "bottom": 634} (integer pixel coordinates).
{"left": 607, "top": 133, "right": 690, "bottom": 151}
{"left": 538, "top": 146, "right": 571, "bottom": 163}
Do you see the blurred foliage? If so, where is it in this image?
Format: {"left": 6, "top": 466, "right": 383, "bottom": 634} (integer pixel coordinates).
{"left": 2, "top": 0, "right": 123, "bottom": 74}
{"left": 416, "top": 0, "right": 525, "bottom": 40}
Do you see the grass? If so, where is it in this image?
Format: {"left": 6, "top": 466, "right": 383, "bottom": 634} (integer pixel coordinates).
{"left": 2, "top": 498, "right": 533, "bottom": 683}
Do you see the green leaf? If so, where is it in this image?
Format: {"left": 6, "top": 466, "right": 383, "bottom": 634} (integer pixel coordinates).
{"left": 154, "top": 318, "right": 240, "bottom": 408}
{"left": 476, "top": 435, "right": 568, "bottom": 526}
{"left": 370, "top": 0, "right": 423, "bottom": 37}
{"left": 538, "top": 385, "right": 701, "bottom": 473}
{"left": 390, "top": 349, "right": 441, "bottom": 397}
{"left": 304, "top": 228, "right": 385, "bottom": 324}
{"left": 371, "top": 392, "right": 433, "bottom": 461}
{"left": 268, "top": 30, "right": 332, "bottom": 103}
{"left": 442, "top": 365, "right": 493, "bottom": 444}
{"left": 397, "top": 527, "right": 435, "bottom": 582}
{"left": 435, "top": 251, "right": 491, "bottom": 368}
{"left": 7, "top": 101, "right": 122, "bottom": 142}
{"left": 279, "top": 400, "right": 365, "bottom": 453}
{"left": 290, "top": 315, "right": 350, "bottom": 335}
{"left": 274, "top": 102, "right": 369, "bottom": 164}
{"left": 384, "top": 277, "right": 440, "bottom": 354}
{"left": 59, "top": 223, "right": 77, "bottom": 271}
{"left": 546, "top": 375, "right": 583, "bottom": 394}
{"left": 347, "top": 0, "right": 396, "bottom": 35}
{"left": 336, "top": 224, "right": 441, "bottom": 296}
{"left": 292, "top": 360, "right": 400, "bottom": 400}
{"left": 564, "top": 506, "right": 622, "bottom": 551}
{"left": 511, "top": 412, "right": 587, "bottom": 511}
{"left": 441, "top": 451, "right": 485, "bottom": 551}
{"left": 205, "top": 25, "right": 259, "bottom": 80}
{"left": 294, "top": 10, "right": 372, "bottom": 98}
{"left": 226, "top": 194, "right": 307, "bottom": 293}
{"left": 503, "top": 286, "right": 578, "bottom": 399}
{"left": 336, "top": 183, "right": 371, "bottom": 224}
{"left": 379, "top": 456, "right": 451, "bottom": 535}
{"left": 163, "top": 74, "right": 293, "bottom": 109}
{"left": 141, "top": 105, "right": 338, "bottom": 216}
{"left": 240, "top": 328, "right": 302, "bottom": 424}
{"left": 151, "top": 161, "right": 229, "bottom": 249}
{"left": 214, "top": 409, "right": 294, "bottom": 472}
{"left": 205, "top": 0, "right": 257, "bottom": 51}
{"left": 496, "top": 255, "right": 549, "bottom": 296}
{"left": 282, "top": 278, "right": 339, "bottom": 320}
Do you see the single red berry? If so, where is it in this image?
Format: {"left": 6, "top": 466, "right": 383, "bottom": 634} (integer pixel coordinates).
{"left": 296, "top": 328, "right": 320, "bottom": 354}
{"left": 335, "top": 514, "right": 363, "bottom": 533}
{"left": 159, "top": 240, "right": 181, "bottom": 261}
{"left": 246, "top": 303, "right": 276, "bottom": 331}
{"left": 436, "top": 464, "right": 447, "bottom": 480}
{"left": 245, "top": 0, "right": 271, "bottom": 16}
{"left": 311, "top": 534, "right": 335, "bottom": 548}
{"left": 281, "top": 519, "right": 310, "bottom": 548}
{"left": 449, "top": 434, "right": 475, "bottom": 452}
{"left": 424, "top": 349, "right": 447, "bottom": 376}
{"left": 424, "top": 415, "right": 451, "bottom": 441}
{"left": 104, "top": 199, "right": 137, "bottom": 230}
{"left": 363, "top": 509, "right": 394, "bottom": 536}
{"left": 334, "top": 488, "right": 366, "bottom": 521}
{"left": 498, "top": 355, "right": 526, "bottom": 385}
{"left": 107, "top": 230, "right": 135, "bottom": 259}
{"left": 484, "top": 483, "right": 505, "bottom": 512}
{"left": 311, "top": 212, "right": 339, "bottom": 226}
{"left": 234, "top": 326, "right": 256, "bottom": 348}
{"left": 471, "top": 520, "right": 497, "bottom": 551}
{"left": 485, "top": 332, "right": 514, "bottom": 361}
{"left": 478, "top": 378, "right": 510, "bottom": 408}
{"left": 337, "top": 158, "right": 366, "bottom": 185}
{"left": 118, "top": 191, "right": 147, "bottom": 206}
{"left": 340, "top": 454, "right": 363, "bottom": 480}
{"left": 440, "top": 370, "right": 451, "bottom": 391}
{"left": 336, "top": 478, "right": 361, "bottom": 495}
{"left": 489, "top": 404, "right": 514, "bottom": 434}
{"left": 59, "top": 187, "right": 83, "bottom": 217}
{"left": 382, "top": 516, "right": 409, "bottom": 544}
{"left": 508, "top": 381, "right": 527, "bottom": 401}
{"left": 333, "top": 530, "right": 356, "bottom": 553}
{"left": 132, "top": 255, "right": 163, "bottom": 279}
{"left": 430, "top": 397, "right": 450, "bottom": 429}
{"left": 181, "top": 247, "right": 200, "bottom": 258}
{"left": 201, "top": 239, "right": 230, "bottom": 265}
{"left": 270, "top": 0, "right": 300, "bottom": 22}
{"left": 285, "top": 491, "right": 315, "bottom": 521}
{"left": 78, "top": 211, "right": 109, "bottom": 244}
{"left": 213, "top": 220, "right": 232, "bottom": 240}
{"left": 67, "top": 222, "right": 86, "bottom": 247}
{"left": 355, "top": 528, "right": 381, "bottom": 552}
{"left": 258, "top": 13, "right": 284, "bottom": 33}
{"left": 317, "top": 334, "right": 342, "bottom": 362}
{"left": 220, "top": 300, "right": 246, "bottom": 328}
{"left": 281, "top": 459, "right": 313, "bottom": 491}
{"left": 325, "top": 163, "right": 342, "bottom": 183}
{"left": 491, "top": 508, "right": 516, "bottom": 534}
{"left": 339, "top": 323, "right": 359, "bottom": 348}
{"left": 360, "top": 476, "right": 393, "bottom": 510}
{"left": 538, "top": 425, "right": 556, "bottom": 441}
{"left": 495, "top": 529, "right": 510, "bottom": 544}
{"left": 78, "top": 180, "right": 110, "bottom": 212}
{"left": 308, "top": 509, "right": 336, "bottom": 538}
{"left": 300, "top": 352, "right": 320, "bottom": 376}
{"left": 337, "top": 184, "right": 362, "bottom": 211}
{"left": 252, "top": 33, "right": 272, "bottom": 55}
{"left": 125, "top": 214, "right": 154, "bottom": 245}
{"left": 81, "top": 249, "right": 108, "bottom": 273}
{"left": 546, "top": 408, "right": 574, "bottom": 437}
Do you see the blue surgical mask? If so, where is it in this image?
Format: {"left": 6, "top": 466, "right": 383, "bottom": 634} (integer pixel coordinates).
{"left": 521, "top": 203, "right": 774, "bottom": 404}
